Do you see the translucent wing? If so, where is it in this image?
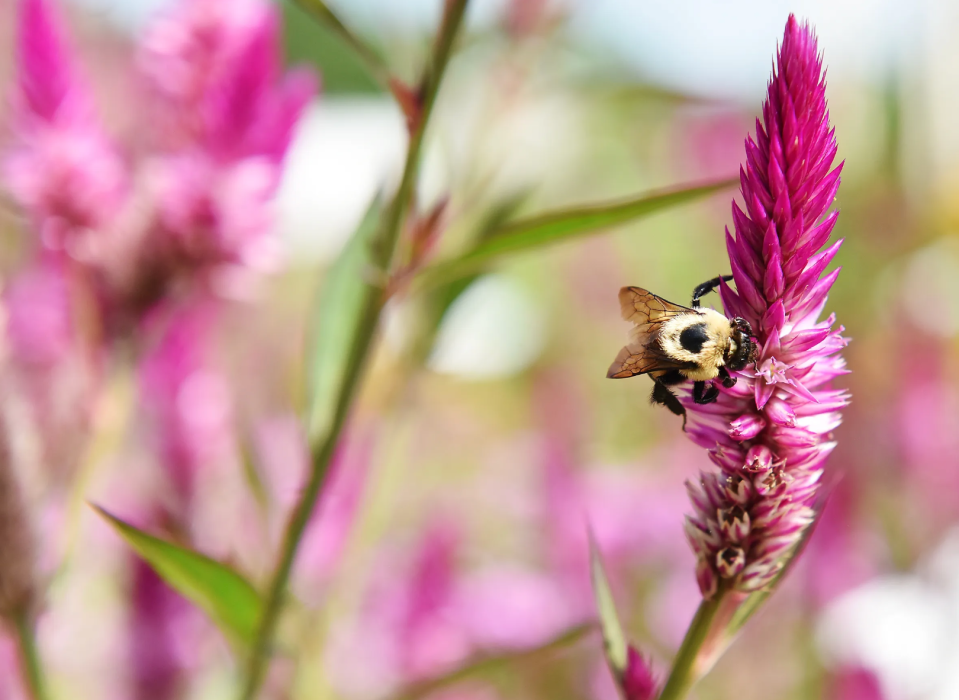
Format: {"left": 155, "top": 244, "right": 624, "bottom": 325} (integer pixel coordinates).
{"left": 607, "top": 287, "right": 696, "bottom": 379}
{"left": 618, "top": 286, "right": 693, "bottom": 324}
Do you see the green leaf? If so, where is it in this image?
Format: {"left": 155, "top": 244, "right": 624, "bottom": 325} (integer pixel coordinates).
{"left": 589, "top": 533, "right": 628, "bottom": 675}
{"left": 415, "top": 177, "right": 737, "bottom": 290}
{"left": 93, "top": 506, "right": 262, "bottom": 648}
{"left": 306, "top": 196, "right": 385, "bottom": 441}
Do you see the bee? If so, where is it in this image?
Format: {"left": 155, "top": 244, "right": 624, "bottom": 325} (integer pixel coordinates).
{"left": 607, "top": 275, "right": 757, "bottom": 426}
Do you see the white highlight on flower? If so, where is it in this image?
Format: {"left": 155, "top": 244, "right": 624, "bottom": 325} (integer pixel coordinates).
{"left": 816, "top": 527, "right": 959, "bottom": 700}
{"left": 428, "top": 275, "right": 546, "bottom": 380}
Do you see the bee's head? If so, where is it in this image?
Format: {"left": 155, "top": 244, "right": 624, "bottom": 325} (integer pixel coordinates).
{"left": 726, "top": 317, "right": 758, "bottom": 371}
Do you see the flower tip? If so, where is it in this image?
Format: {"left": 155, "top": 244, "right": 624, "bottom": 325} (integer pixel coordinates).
{"left": 16, "top": 0, "right": 75, "bottom": 122}
{"left": 622, "top": 646, "right": 658, "bottom": 700}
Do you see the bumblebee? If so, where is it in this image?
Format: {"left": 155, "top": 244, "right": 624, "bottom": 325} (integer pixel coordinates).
{"left": 607, "top": 275, "right": 757, "bottom": 426}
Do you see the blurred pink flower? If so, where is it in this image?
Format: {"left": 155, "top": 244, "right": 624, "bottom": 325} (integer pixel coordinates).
{"left": 250, "top": 416, "right": 373, "bottom": 593}
{"left": 827, "top": 667, "right": 885, "bottom": 700}
{"left": 4, "top": 0, "right": 127, "bottom": 252}
{"left": 621, "top": 646, "right": 658, "bottom": 700}
{"left": 138, "top": 301, "right": 233, "bottom": 506}
{"left": 0, "top": 633, "right": 29, "bottom": 700}
{"left": 297, "top": 435, "right": 373, "bottom": 590}
{"left": 138, "top": 0, "right": 315, "bottom": 159}
{"left": 3, "top": 0, "right": 316, "bottom": 331}
{"left": 897, "top": 356, "right": 959, "bottom": 514}
{"left": 138, "top": 0, "right": 315, "bottom": 274}
{"left": 128, "top": 558, "right": 192, "bottom": 700}
{"left": 4, "top": 255, "right": 99, "bottom": 479}
{"left": 326, "top": 517, "right": 574, "bottom": 698}
{"left": 4, "top": 255, "right": 74, "bottom": 367}
{"left": 800, "top": 480, "right": 878, "bottom": 608}
{"left": 683, "top": 15, "right": 848, "bottom": 597}
{"left": 147, "top": 152, "right": 284, "bottom": 273}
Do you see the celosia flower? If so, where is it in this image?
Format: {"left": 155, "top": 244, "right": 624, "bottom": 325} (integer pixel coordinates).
{"left": 621, "top": 646, "right": 658, "bottom": 700}
{"left": 128, "top": 558, "right": 191, "bottom": 700}
{"left": 4, "top": 0, "right": 126, "bottom": 253}
{"left": 138, "top": 301, "right": 233, "bottom": 506}
{"left": 683, "top": 15, "right": 848, "bottom": 597}
{"left": 139, "top": 0, "right": 315, "bottom": 273}
{"left": 4, "top": 256, "right": 74, "bottom": 367}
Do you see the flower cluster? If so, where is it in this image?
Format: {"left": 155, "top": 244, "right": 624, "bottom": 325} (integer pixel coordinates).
{"left": 3, "top": 0, "right": 315, "bottom": 346}
{"left": 683, "top": 15, "right": 849, "bottom": 597}
{"left": 1, "top": 1, "right": 315, "bottom": 696}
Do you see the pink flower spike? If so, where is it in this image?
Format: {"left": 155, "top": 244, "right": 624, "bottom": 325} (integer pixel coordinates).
{"left": 15, "top": 0, "right": 89, "bottom": 126}
{"left": 684, "top": 15, "right": 848, "bottom": 598}
{"left": 621, "top": 646, "right": 658, "bottom": 700}
{"left": 4, "top": 0, "right": 127, "bottom": 250}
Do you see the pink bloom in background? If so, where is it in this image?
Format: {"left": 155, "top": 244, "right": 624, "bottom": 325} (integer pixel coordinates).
{"left": 684, "top": 16, "right": 848, "bottom": 596}
{"left": 800, "top": 479, "right": 877, "bottom": 608}
{"left": 827, "top": 667, "right": 885, "bottom": 700}
{"left": 3, "top": 0, "right": 316, "bottom": 330}
{"left": 138, "top": 301, "right": 233, "bottom": 508}
{"left": 128, "top": 559, "right": 192, "bottom": 700}
{"left": 0, "top": 635, "right": 28, "bottom": 700}
{"left": 137, "top": 0, "right": 301, "bottom": 151}
{"left": 5, "top": 0, "right": 126, "bottom": 253}
{"left": 897, "top": 348, "right": 959, "bottom": 515}
{"left": 621, "top": 647, "right": 658, "bottom": 700}
{"left": 5, "top": 256, "right": 74, "bottom": 367}
{"left": 251, "top": 417, "right": 374, "bottom": 594}
{"left": 139, "top": 0, "right": 315, "bottom": 275}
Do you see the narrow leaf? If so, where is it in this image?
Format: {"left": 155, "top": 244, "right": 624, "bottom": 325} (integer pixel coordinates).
{"left": 589, "top": 533, "right": 628, "bottom": 675}
{"left": 415, "top": 178, "right": 737, "bottom": 290}
{"left": 307, "top": 195, "right": 384, "bottom": 441}
{"left": 93, "top": 506, "right": 262, "bottom": 648}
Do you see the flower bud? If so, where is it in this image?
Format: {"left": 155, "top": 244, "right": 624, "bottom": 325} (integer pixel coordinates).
{"left": 716, "top": 547, "right": 746, "bottom": 578}
{"left": 729, "top": 413, "right": 767, "bottom": 441}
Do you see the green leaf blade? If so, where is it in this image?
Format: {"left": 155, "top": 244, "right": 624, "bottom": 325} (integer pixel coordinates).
{"left": 589, "top": 534, "right": 628, "bottom": 675}
{"left": 416, "top": 177, "right": 737, "bottom": 290}
{"left": 306, "top": 196, "right": 385, "bottom": 441}
{"left": 93, "top": 506, "right": 262, "bottom": 649}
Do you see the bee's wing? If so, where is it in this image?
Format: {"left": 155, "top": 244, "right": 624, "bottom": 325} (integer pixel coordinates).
{"left": 618, "top": 286, "right": 694, "bottom": 324}
{"left": 607, "top": 287, "right": 696, "bottom": 379}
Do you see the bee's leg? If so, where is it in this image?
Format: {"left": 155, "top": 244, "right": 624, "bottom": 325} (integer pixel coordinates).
{"left": 650, "top": 377, "right": 687, "bottom": 429}
{"left": 718, "top": 366, "right": 737, "bottom": 388}
{"left": 691, "top": 275, "right": 735, "bottom": 308}
{"left": 693, "top": 380, "right": 720, "bottom": 404}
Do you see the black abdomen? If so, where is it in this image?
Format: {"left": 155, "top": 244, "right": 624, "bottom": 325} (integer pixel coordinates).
{"left": 679, "top": 323, "right": 709, "bottom": 354}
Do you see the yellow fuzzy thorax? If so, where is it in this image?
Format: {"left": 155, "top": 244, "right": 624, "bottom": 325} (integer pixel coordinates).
{"left": 657, "top": 308, "right": 731, "bottom": 381}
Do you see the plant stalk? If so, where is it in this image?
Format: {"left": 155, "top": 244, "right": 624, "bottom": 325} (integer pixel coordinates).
{"left": 656, "top": 591, "right": 726, "bottom": 700}
{"left": 237, "top": 2, "right": 469, "bottom": 698}
{"left": 14, "top": 611, "right": 50, "bottom": 700}
{"left": 290, "top": 0, "right": 393, "bottom": 90}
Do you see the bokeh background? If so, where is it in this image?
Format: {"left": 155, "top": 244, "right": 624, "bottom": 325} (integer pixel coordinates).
{"left": 1, "top": 0, "right": 958, "bottom": 699}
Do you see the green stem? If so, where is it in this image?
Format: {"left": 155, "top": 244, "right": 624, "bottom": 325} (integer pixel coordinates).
{"left": 14, "top": 611, "right": 50, "bottom": 700}
{"left": 290, "top": 0, "right": 393, "bottom": 91}
{"left": 657, "top": 592, "right": 726, "bottom": 700}
{"left": 237, "top": 3, "right": 470, "bottom": 698}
